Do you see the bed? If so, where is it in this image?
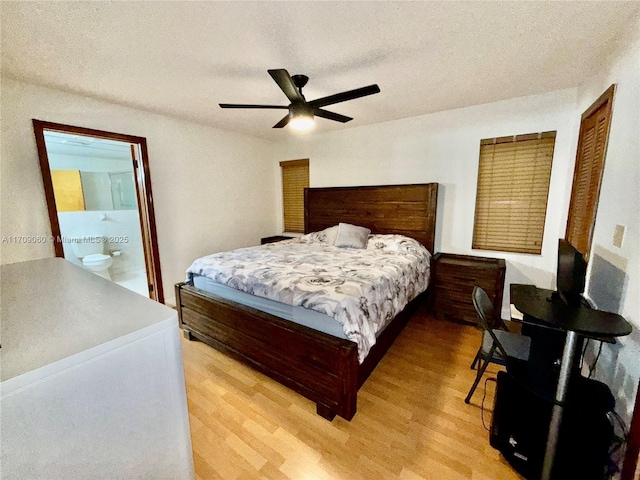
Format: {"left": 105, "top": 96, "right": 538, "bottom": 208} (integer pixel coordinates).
{"left": 175, "top": 183, "right": 438, "bottom": 421}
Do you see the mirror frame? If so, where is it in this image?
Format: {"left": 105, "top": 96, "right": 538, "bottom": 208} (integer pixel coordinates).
{"left": 33, "top": 120, "right": 165, "bottom": 303}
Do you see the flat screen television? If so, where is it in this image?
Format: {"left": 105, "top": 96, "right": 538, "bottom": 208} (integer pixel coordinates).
{"left": 555, "top": 239, "right": 587, "bottom": 307}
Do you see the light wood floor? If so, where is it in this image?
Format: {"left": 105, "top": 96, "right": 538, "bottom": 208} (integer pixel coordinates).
{"left": 181, "top": 306, "right": 523, "bottom": 480}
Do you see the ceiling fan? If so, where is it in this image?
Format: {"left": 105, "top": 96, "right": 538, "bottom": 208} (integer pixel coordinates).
{"left": 219, "top": 69, "right": 380, "bottom": 130}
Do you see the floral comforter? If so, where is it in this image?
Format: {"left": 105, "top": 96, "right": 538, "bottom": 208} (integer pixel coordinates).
{"left": 186, "top": 233, "right": 431, "bottom": 362}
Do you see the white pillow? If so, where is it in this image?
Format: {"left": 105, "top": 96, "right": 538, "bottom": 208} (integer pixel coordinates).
{"left": 299, "top": 225, "right": 339, "bottom": 245}
{"left": 334, "top": 223, "right": 371, "bottom": 249}
{"left": 367, "top": 234, "right": 432, "bottom": 259}
{"left": 322, "top": 225, "right": 339, "bottom": 245}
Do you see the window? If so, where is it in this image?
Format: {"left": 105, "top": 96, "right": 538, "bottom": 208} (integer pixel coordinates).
{"left": 565, "top": 85, "right": 615, "bottom": 257}
{"left": 280, "top": 159, "right": 309, "bottom": 233}
{"left": 472, "top": 132, "right": 556, "bottom": 254}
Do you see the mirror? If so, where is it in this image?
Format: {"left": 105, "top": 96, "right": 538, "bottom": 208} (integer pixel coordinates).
{"left": 50, "top": 169, "right": 138, "bottom": 212}
{"left": 45, "top": 131, "right": 138, "bottom": 212}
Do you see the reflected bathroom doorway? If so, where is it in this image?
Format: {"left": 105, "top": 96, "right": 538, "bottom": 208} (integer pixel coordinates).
{"left": 33, "top": 120, "right": 164, "bottom": 303}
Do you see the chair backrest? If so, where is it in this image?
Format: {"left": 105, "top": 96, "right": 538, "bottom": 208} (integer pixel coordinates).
{"left": 472, "top": 286, "right": 510, "bottom": 360}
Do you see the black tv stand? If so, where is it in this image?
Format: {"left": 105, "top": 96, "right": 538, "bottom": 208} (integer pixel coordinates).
{"left": 492, "top": 370, "right": 615, "bottom": 480}
{"left": 546, "top": 291, "right": 560, "bottom": 304}
{"left": 546, "top": 290, "right": 583, "bottom": 308}
{"left": 545, "top": 291, "right": 595, "bottom": 311}
{"left": 509, "top": 284, "right": 632, "bottom": 480}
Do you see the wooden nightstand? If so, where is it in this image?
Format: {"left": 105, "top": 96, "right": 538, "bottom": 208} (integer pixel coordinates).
{"left": 429, "top": 253, "right": 506, "bottom": 324}
{"left": 260, "top": 235, "right": 294, "bottom": 245}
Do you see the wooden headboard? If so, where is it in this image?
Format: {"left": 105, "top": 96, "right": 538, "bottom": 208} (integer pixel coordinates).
{"left": 304, "top": 183, "right": 439, "bottom": 253}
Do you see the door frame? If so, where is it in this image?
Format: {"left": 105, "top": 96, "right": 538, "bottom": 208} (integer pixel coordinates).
{"left": 32, "top": 120, "right": 164, "bottom": 303}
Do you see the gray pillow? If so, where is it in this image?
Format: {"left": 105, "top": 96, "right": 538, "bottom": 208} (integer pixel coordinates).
{"left": 335, "top": 223, "right": 371, "bottom": 249}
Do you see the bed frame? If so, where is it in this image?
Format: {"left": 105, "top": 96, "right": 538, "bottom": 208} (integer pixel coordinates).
{"left": 175, "top": 183, "right": 438, "bottom": 421}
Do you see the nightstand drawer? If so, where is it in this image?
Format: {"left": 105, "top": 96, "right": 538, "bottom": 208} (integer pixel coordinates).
{"left": 436, "top": 264, "right": 501, "bottom": 280}
{"left": 436, "top": 277, "right": 501, "bottom": 293}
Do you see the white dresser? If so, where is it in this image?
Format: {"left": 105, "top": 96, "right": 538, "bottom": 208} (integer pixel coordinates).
{"left": 1, "top": 258, "right": 194, "bottom": 479}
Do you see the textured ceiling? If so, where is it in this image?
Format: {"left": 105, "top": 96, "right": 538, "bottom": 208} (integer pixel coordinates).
{"left": 2, "top": 2, "right": 638, "bottom": 140}
{"left": 44, "top": 131, "right": 132, "bottom": 159}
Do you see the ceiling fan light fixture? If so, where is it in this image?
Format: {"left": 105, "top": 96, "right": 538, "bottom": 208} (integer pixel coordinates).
{"left": 288, "top": 103, "right": 315, "bottom": 131}
{"left": 289, "top": 113, "right": 315, "bottom": 131}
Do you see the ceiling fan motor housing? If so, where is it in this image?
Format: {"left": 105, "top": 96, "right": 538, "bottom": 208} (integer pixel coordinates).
{"left": 291, "top": 74, "right": 309, "bottom": 90}
{"left": 289, "top": 102, "right": 313, "bottom": 120}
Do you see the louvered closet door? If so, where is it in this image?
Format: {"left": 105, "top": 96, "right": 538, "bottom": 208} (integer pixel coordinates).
{"left": 565, "top": 85, "right": 615, "bottom": 256}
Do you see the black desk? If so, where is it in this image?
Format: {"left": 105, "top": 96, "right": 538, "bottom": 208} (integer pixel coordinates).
{"left": 510, "top": 284, "right": 632, "bottom": 480}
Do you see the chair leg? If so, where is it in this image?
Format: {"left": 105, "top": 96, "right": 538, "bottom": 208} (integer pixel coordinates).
{"left": 465, "top": 345, "right": 497, "bottom": 404}
{"left": 470, "top": 349, "right": 481, "bottom": 370}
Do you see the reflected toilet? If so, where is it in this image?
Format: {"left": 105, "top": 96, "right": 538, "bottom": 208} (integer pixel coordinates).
{"left": 70, "top": 236, "right": 114, "bottom": 280}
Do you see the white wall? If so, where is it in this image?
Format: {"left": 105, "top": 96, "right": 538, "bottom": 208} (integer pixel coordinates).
{"left": 0, "top": 77, "right": 279, "bottom": 304}
{"left": 578, "top": 17, "right": 640, "bottom": 424}
{"left": 276, "top": 88, "right": 581, "bottom": 318}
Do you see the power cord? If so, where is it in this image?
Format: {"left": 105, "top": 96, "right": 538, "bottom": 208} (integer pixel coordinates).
{"left": 605, "top": 410, "right": 629, "bottom": 479}
{"left": 580, "top": 338, "right": 590, "bottom": 370}
{"left": 481, "top": 376, "right": 497, "bottom": 431}
{"left": 588, "top": 340, "right": 603, "bottom": 379}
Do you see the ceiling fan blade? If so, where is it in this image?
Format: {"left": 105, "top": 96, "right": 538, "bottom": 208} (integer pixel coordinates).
{"left": 308, "top": 84, "right": 380, "bottom": 108}
{"left": 273, "top": 115, "right": 290, "bottom": 129}
{"left": 314, "top": 109, "right": 353, "bottom": 123}
{"left": 268, "top": 69, "right": 304, "bottom": 103}
{"left": 219, "top": 104, "right": 288, "bottom": 109}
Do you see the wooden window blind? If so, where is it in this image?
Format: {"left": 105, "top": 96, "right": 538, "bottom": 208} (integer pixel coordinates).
{"left": 565, "top": 85, "right": 615, "bottom": 257}
{"left": 472, "top": 132, "right": 556, "bottom": 254}
{"left": 280, "top": 159, "right": 309, "bottom": 233}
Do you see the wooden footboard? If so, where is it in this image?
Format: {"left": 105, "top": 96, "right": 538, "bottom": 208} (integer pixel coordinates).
{"left": 175, "top": 282, "right": 359, "bottom": 420}
{"left": 176, "top": 282, "right": 427, "bottom": 421}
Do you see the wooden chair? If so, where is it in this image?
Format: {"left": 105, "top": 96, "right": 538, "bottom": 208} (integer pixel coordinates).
{"left": 465, "top": 287, "right": 531, "bottom": 404}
